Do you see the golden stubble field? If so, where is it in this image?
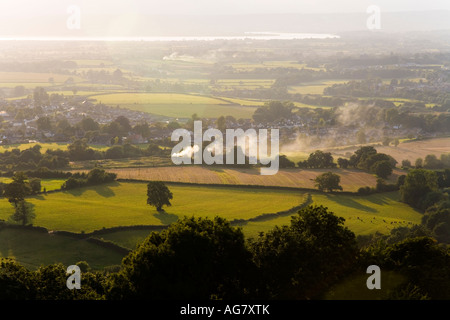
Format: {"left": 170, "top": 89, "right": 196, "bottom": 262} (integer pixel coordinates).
{"left": 325, "top": 137, "right": 450, "bottom": 164}
{"left": 96, "top": 166, "right": 402, "bottom": 192}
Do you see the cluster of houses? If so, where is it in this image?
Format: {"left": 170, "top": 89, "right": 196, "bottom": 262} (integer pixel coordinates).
{"left": 0, "top": 98, "right": 163, "bottom": 145}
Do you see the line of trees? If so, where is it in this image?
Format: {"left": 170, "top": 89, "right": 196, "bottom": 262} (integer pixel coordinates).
{"left": 61, "top": 168, "right": 117, "bottom": 190}
{"left": 403, "top": 153, "right": 450, "bottom": 170}
{"left": 0, "top": 140, "right": 169, "bottom": 171}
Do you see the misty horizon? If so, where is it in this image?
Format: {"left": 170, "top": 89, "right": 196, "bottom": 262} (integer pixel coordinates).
{"left": 1, "top": 10, "right": 450, "bottom": 39}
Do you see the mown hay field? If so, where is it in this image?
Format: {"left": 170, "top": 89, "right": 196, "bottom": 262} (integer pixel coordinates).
{"left": 104, "top": 166, "right": 390, "bottom": 192}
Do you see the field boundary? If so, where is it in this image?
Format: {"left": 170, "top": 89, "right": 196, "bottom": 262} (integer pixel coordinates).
{"left": 230, "top": 193, "right": 313, "bottom": 226}
{"left": 0, "top": 222, "right": 132, "bottom": 255}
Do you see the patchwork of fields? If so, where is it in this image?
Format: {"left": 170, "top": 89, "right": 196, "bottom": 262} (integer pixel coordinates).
{"left": 1, "top": 60, "right": 445, "bottom": 275}
{"left": 0, "top": 181, "right": 422, "bottom": 270}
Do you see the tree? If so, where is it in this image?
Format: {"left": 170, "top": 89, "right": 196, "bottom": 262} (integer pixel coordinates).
{"left": 113, "top": 68, "right": 123, "bottom": 79}
{"left": 29, "top": 178, "right": 41, "bottom": 194}
{"left": 382, "top": 237, "right": 450, "bottom": 300}
{"left": 337, "top": 157, "right": 349, "bottom": 169}
{"left": 13, "top": 85, "right": 26, "bottom": 97}
{"left": 9, "top": 200, "right": 35, "bottom": 226}
{"left": 33, "top": 87, "right": 49, "bottom": 107}
{"left": 106, "top": 216, "right": 254, "bottom": 299}
{"left": 248, "top": 205, "right": 357, "bottom": 299}
{"left": 133, "top": 122, "right": 150, "bottom": 138}
{"left": 424, "top": 154, "right": 442, "bottom": 169}
{"left": 86, "top": 168, "right": 116, "bottom": 185}
{"left": 216, "top": 116, "right": 226, "bottom": 132}
{"left": 146, "top": 181, "right": 173, "bottom": 211}
{"left": 307, "top": 150, "right": 335, "bottom": 169}
{"left": 252, "top": 101, "right": 294, "bottom": 123}
{"left": 382, "top": 137, "right": 391, "bottom": 146}
{"left": 79, "top": 117, "right": 99, "bottom": 132}
{"left": 401, "top": 159, "right": 412, "bottom": 168}
{"left": 422, "top": 205, "right": 450, "bottom": 243}
{"left": 393, "top": 138, "right": 400, "bottom": 147}
{"left": 400, "top": 169, "right": 439, "bottom": 209}
{"left": 349, "top": 146, "right": 377, "bottom": 168}
{"left": 371, "top": 160, "right": 393, "bottom": 179}
{"left": 314, "top": 172, "right": 343, "bottom": 192}
{"left": 415, "top": 158, "right": 423, "bottom": 168}
{"left": 37, "top": 116, "right": 52, "bottom": 131}
{"left": 3, "top": 173, "right": 31, "bottom": 207}
{"left": 279, "top": 155, "right": 295, "bottom": 168}
{"left": 114, "top": 116, "right": 131, "bottom": 133}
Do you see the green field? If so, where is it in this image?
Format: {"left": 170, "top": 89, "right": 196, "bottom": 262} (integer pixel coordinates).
{"left": 0, "top": 182, "right": 423, "bottom": 270}
{"left": 93, "top": 190, "right": 422, "bottom": 249}
{"left": 0, "top": 182, "right": 306, "bottom": 233}
{"left": 0, "top": 227, "right": 124, "bottom": 270}
{"left": 289, "top": 80, "right": 350, "bottom": 95}
{"left": 0, "top": 178, "right": 65, "bottom": 192}
{"left": 90, "top": 92, "right": 257, "bottom": 118}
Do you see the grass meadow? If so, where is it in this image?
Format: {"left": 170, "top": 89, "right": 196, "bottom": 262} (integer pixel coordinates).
{"left": 0, "top": 182, "right": 305, "bottom": 233}
{"left": 90, "top": 92, "right": 257, "bottom": 118}
{"left": 0, "top": 227, "right": 124, "bottom": 270}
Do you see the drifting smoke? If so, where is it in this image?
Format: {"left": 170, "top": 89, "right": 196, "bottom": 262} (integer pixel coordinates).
{"left": 171, "top": 145, "right": 200, "bottom": 158}
{"left": 335, "top": 102, "right": 381, "bottom": 127}
{"left": 163, "top": 52, "right": 196, "bottom": 62}
{"left": 163, "top": 51, "right": 218, "bottom": 63}
{"left": 280, "top": 102, "right": 392, "bottom": 154}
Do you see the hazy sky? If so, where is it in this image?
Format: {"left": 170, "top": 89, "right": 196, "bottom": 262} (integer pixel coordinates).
{"left": 1, "top": 0, "right": 450, "bottom": 16}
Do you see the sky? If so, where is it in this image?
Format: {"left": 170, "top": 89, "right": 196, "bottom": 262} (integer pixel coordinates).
{"left": 0, "top": 0, "right": 449, "bottom": 38}
{"left": 1, "top": 0, "right": 449, "bottom": 17}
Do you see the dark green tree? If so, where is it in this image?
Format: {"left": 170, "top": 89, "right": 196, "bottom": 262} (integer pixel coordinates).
{"left": 3, "top": 173, "right": 31, "bottom": 207}
{"left": 29, "top": 178, "right": 41, "bottom": 194}
{"left": 337, "top": 157, "right": 349, "bottom": 169}
{"left": 307, "top": 150, "right": 335, "bottom": 169}
{"left": 279, "top": 155, "right": 295, "bottom": 168}
{"left": 36, "top": 116, "right": 52, "bottom": 131}
{"left": 371, "top": 160, "right": 393, "bottom": 179}
{"left": 248, "top": 205, "right": 357, "bottom": 299}
{"left": 146, "top": 181, "right": 173, "bottom": 211}
{"left": 400, "top": 169, "right": 439, "bottom": 209}
{"left": 106, "top": 216, "right": 254, "bottom": 300}
{"left": 314, "top": 172, "right": 343, "bottom": 192}
{"left": 79, "top": 117, "right": 99, "bottom": 132}
{"left": 9, "top": 200, "right": 35, "bottom": 226}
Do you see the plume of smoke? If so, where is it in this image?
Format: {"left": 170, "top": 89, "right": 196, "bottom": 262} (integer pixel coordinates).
{"left": 171, "top": 145, "right": 200, "bottom": 158}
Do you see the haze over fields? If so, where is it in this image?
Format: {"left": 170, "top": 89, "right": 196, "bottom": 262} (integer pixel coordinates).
{"left": 1, "top": 0, "right": 450, "bottom": 38}
{"left": 0, "top": 0, "right": 450, "bottom": 303}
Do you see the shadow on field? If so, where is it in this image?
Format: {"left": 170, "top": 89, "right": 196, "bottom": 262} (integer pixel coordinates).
{"left": 94, "top": 185, "right": 116, "bottom": 198}
{"left": 31, "top": 194, "right": 46, "bottom": 201}
{"left": 154, "top": 210, "right": 179, "bottom": 225}
{"left": 364, "top": 194, "right": 391, "bottom": 206}
{"left": 326, "top": 194, "right": 377, "bottom": 213}
{"left": 64, "top": 182, "right": 118, "bottom": 198}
